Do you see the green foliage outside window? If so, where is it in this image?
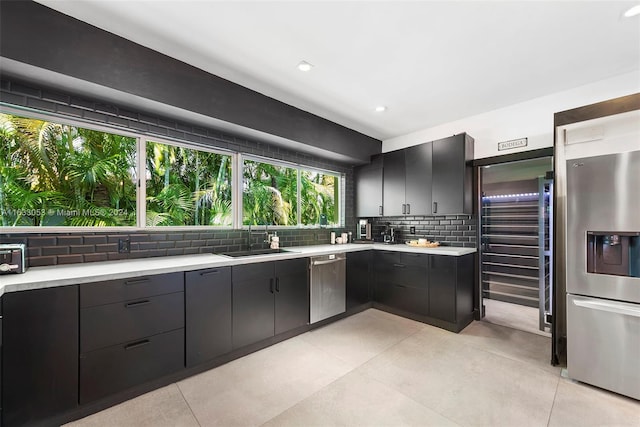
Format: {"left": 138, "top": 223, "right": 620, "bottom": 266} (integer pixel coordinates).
{"left": 145, "top": 141, "right": 232, "bottom": 226}
{"left": 0, "top": 113, "right": 137, "bottom": 226}
{"left": 243, "top": 159, "right": 339, "bottom": 226}
{"left": 0, "top": 112, "right": 341, "bottom": 229}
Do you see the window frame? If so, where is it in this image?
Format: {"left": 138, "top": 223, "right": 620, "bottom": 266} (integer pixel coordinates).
{"left": 240, "top": 154, "right": 344, "bottom": 229}
{"left": 141, "top": 136, "right": 235, "bottom": 230}
{"left": 0, "top": 105, "right": 142, "bottom": 232}
{"left": 0, "top": 106, "right": 344, "bottom": 232}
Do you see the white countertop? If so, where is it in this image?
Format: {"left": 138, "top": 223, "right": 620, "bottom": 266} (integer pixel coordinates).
{"left": 0, "top": 243, "right": 476, "bottom": 296}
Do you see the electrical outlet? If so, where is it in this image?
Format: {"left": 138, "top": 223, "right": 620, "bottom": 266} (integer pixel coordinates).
{"left": 118, "top": 238, "right": 130, "bottom": 253}
{"left": 410, "top": 226, "right": 416, "bottom": 234}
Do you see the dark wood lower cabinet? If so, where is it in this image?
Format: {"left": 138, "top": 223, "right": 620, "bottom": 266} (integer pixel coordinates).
{"left": 346, "top": 250, "right": 372, "bottom": 310}
{"left": 78, "top": 272, "right": 185, "bottom": 405}
{"left": 232, "top": 258, "right": 309, "bottom": 349}
{"left": 79, "top": 329, "right": 184, "bottom": 404}
{"left": 185, "top": 267, "right": 232, "bottom": 367}
{"left": 274, "top": 259, "right": 309, "bottom": 335}
{"left": 374, "top": 253, "right": 474, "bottom": 332}
{"left": 376, "top": 283, "right": 428, "bottom": 315}
{"left": 2, "top": 286, "right": 79, "bottom": 427}
{"left": 232, "top": 262, "right": 277, "bottom": 349}
{"left": 428, "top": 255, "right": 457, "bottom": 323}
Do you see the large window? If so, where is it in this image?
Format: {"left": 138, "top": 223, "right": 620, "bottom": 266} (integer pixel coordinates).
{"left": 0, "top": 113, "right": 137, "bottom": 226}
{"left": 243, "top": 159, "right": 297, "bottom": 226}
{"left": 0, "top": 110, "right": 342, "bottom": 229}
{"left": 146, "top": 141, "right": 232, "bottom": 226}
{"left": 300, "top": 169, "right": 339, "bottom": 226}
{"left": 243, "top": 157, "right": 340, "bottom": 227}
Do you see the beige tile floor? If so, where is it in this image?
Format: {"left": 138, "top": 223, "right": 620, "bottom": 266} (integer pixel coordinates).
{"left": 67, "top": 309, "right": 640, "bottom": 427}
{"left": 482, "top": 298, "right": 551, "bottom": 337}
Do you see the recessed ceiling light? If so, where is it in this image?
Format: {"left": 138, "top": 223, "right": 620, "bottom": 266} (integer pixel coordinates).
{"left": 624, "top": 4, "right": 640, "bottom": 17}
{"left": 297, "top": 61, "right": 313, "bottom": 72}
{"left": 375, "top": 106, "right": 387, "bottom": 112}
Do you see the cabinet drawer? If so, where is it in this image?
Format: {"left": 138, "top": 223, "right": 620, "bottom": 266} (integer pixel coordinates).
{"left": 232, "top": 262, "right": 274, "bottom": 282}
{"left": 79, "top": 328, "right": 184, "bottom": 404}
{"left": 80, "top": 272, "right": 184, "bottom": 308}
{"left": 400, "top": 252, "right": 428, "bottom": 267}
{"left": 376, "top": 283, "right": 427, "bottom": 315}
{"left": 276, "top": 257, "right": 308, "bottom": 275}
{"left": 375, "top": 251, "right": 400, "bottom": 266}
{"left": 393, "top": 264, "right": 428, "bottom": 289}
{"left": 81, "top": 292, "right": 184, "bottom": 353}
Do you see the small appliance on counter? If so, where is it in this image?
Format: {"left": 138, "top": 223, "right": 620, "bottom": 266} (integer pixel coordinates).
{"left": 357, "top": 219, "right": 372, "bottom": 240}
{"left": 0, "top": 243, "right": 26, "bottom": 274}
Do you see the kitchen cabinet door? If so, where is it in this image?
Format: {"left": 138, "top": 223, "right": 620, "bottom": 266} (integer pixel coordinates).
{"left": 2, "top": 286, "right": 79, "bottom": 427}
{"left": 186, "top": 267, "right": 232, "bottom": 367}
{"left": 432, "top": 134, "right": 474, "bottom": 215}
{"left": 346, "top": 250, "right": 372, "bottom": 310}
{"left": 355, "top": 155, "right": 384, "bottom": 217}
{"left": 376, "top": 282, "right": 428, "bottom": 315}
{"left": 382, "top": 150, "right": 406, "bottom": 216}
{"left": 232, "top": 263, "right": 275, "bottom": 349}
{"left": 374, "top": 252, "right": 428, "bottom": 316}
{"left": 404, "top": 143, "right": 432, "bottom": 215}
{"left": 274, "top": 258, "right": 309, "bottom": 335}
{"left": 428, "top": 255, "right": 457, "bottom": 323}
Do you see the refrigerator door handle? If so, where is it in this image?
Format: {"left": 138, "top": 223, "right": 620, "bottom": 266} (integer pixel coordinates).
{"left": 572, "top": 298, "right": 640, "bottom": 317}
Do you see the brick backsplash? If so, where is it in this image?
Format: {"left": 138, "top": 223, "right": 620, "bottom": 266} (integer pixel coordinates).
{"left": 1, "top": 228, "right": 352, "bottom": 268}
{"left": 370, "top": 215, "right": 477, "bottom": 248}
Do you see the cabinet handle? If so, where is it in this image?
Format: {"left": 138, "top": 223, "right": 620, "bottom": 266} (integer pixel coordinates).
{"left": 200, "top": 269, "right": 220, "bottom": 276}
{"left": 379, "top": 205, "right": 383, "bottom": 216}
{"left": 393, "top": 263, "right": 406, "bottom": 268}
{"left": 125, "top": 299, "right": 151, "bottom": 308}
{"left": 275, "top": 277, "right": 280, "bottom": 292}
{"left": 394, "top": 284, "right": 407, "bottom": 289}
{"left": 402, "top": 204, "right": 406, "bottom": 214}
{"left": 125, "top": 278, "right": 150, "bottom": 286}
{"left": 270, "top": 278, "right": 274, "bottom": 293}
{"left": 406, "top": 203, "right": 411, "bottom": 214}
{"left": 124, "top": 339, "right": 150, "bottom": 351}
{"left": 433, "top": 202, "right": 438, "bottom": 213}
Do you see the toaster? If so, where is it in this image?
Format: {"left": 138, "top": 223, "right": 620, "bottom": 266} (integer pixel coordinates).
{"left": 0, "top": 243, "right": 26, "bottom": 274}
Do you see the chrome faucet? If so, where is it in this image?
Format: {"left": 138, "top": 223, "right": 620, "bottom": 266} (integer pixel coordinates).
{"left": 263, "top": 223, "right": 271, "bottom": 245}
{"left": 246, "top": 222, "right": 253, "bottom": 251}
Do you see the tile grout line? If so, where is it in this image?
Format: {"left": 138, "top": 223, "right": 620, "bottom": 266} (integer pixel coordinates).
{"left": 174, "top": 381, "right": 202, "bottom": 427}
{"left": 546, "top": 376, "right": 562, "bottom": 427}
{"left": 258, "top": 311, "right": 428, "bottom": 425}
{"left": 457, "top": 321, "right": 560, "bottom": 377}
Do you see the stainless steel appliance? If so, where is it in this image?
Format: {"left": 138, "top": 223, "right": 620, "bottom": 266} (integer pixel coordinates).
{"left": 0, "top": 243, "right": 26, "bottom": 274}
{"left": 310, "top": 253, "right": 346, "bottom": 323}
{"left": 566, "top": 150, "right": 640, "bottom": 400}
{"left": 358, "top": 219, "right": 371, "bottom": 240}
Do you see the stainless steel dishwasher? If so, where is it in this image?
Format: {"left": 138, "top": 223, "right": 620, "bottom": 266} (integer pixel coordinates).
{"left": 310, "top": 253, "right": 346, "bottom": 323}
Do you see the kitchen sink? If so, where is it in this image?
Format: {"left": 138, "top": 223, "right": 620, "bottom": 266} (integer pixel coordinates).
{"left": 218, "top": 248, "right": 296, "bottom": 257}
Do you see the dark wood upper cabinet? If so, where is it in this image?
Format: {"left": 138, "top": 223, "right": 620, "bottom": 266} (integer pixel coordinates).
{"left": 382, "top": 143, "right": 433, "bottom": 216}
{"left": 355, "top": 154, "right": 384, "bottom": 217}
{"left": 432, "top": 133, "right": 474, "bottom": 215}
{"left": 382, "top": 150, "right": 406, "bottom": 216}
{"left": 405, "top": 143, "right": 433, "bottom": 215}
{"left": 379, "top": 133, "right": 474, "bottom": 217}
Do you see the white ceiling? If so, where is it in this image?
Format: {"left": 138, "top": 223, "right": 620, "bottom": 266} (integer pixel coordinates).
{"left": 35, "top": 0, "right": 640, "bottom": 141}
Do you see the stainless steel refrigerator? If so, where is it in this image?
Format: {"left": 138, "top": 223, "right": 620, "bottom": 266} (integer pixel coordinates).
{"left": 566, "top": 150, "right": 640, "bottom": 400}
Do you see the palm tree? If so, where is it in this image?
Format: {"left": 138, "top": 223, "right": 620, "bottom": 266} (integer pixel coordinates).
{"left": 0, "top": 113, "right": 137, "bottom": 226}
